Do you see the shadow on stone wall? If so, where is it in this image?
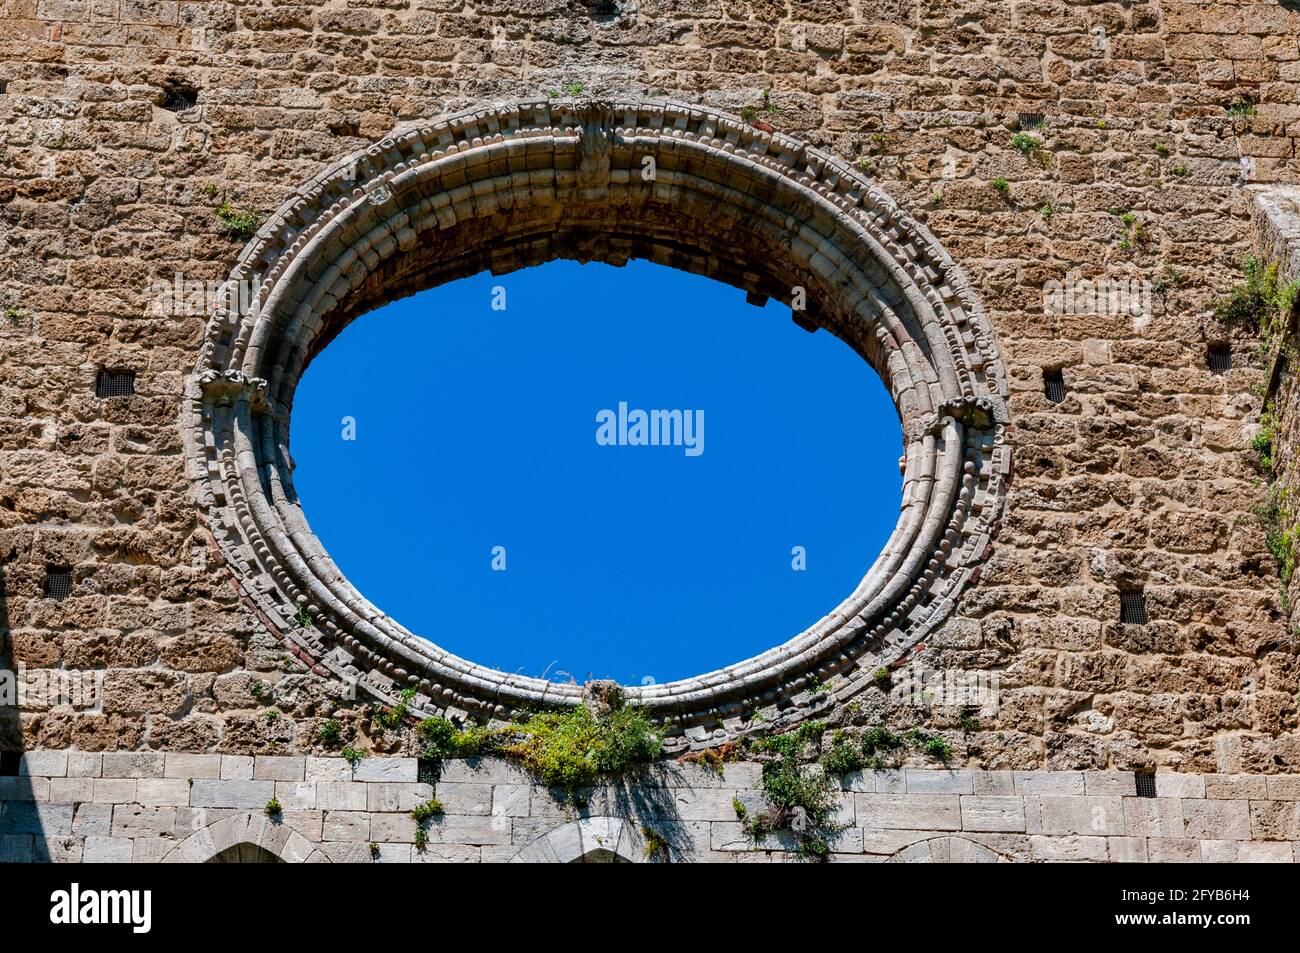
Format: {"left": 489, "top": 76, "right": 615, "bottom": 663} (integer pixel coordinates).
{"left": 0, "top": 563, "right": 51, "bottom": 862}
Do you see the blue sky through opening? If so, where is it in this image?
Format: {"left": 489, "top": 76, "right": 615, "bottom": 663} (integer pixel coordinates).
{"left": 291, "top": 259, "right": 902, "bottom": 685}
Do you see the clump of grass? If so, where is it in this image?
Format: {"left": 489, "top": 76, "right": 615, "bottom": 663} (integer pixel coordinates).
{"left": 871, "top": 666, "right": 892, "bottom": 688}
{"left": 214, "top": 201, "right": 261, "bottom": 241}
{"left": 1009, "top": 132, "right": 1040, "bottom": 154}
{"left": 410, "top": 798, "right": 444, "bottom": 823}
{"left": 641, "top": 826, "right": 669, "bottom": 860}
{"left": 1227, "top": 97, "right": 1257, "bottom": 120}
{"left": 1039, "top": 203, "right": 1054, "bottom": 220}
{"left": 991, "top": 177, "right": 1010, "bottom": 195}
{"left": 3, "top": 304, "right": 30, "bottom": 325}
{"left": 1215, "top": 255, "right": 1300, "bottom": 336}
{"left": 418, "top": 693, "right": 661, "bottom": 795}
{"left": 373, "top": 687, "right": 417, "bottom": 730}
{"left": 1154, "top": 143, "right": 1170, "bottom": 157}
{"left": 341, "top": 745, "right": 365, "bottom": 767}
{"left": 318, "top": 718, "right": 342, "bottom": 744}
{"left": 264, "top": 797, "right": 282, "bottom": 818}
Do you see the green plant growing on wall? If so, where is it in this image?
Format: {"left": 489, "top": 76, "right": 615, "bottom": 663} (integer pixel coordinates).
{"left": 214, "top": 201, "right": 261, "bottom": 241}
{"left": 871, "top": 666, "right": 892, "bottom": 688}
{"left": 1214, "top": 256, "right": 1300, "bottom": 364}
{"left": 991, "top": 177, "right": 1010, "bottom": 195}
{"left": 264, "top": 797, "right": 282, "bottom": 818}
{"left": 369, "top": 841, "right": 380, "bottom": 859}
{"left": 411, "top": 798, "right": 444, "bottom": 823}
{"left": 641, "top": 826, "right": 670, "bottom": 860}
{"left": 1227, "top": 98, "right": 1257, "bottom": 120}
{"left": 1009, "top": 132, "right": 1040, "bottom": 154}
{"left": 1039, "top": 203, "right": 1054, "bottom": 220}
{"left": 373, "top": 687, "right": 417, "bottom": 730}
{"left": 318, "top": 718, "right": 342, "bottom": 745}
{"left": 417, "top": 691, "right": 661, "bottom": 796}
{"left": 263, "top": 709, "right": 279, "bottom": 724}
{"left": 3, "top": 304, "right": 30, "bottom": 325}
{"left": 341, "top": 745, "right": 365, "bottom": 767}
{"left": 1154, "top": 143, "right": 1170, "bottom": 157}
{"left": 1117, "top": 211, "right": 1148, "bottom": 251}
{"left": 563, "top": 81, "right": 584, "bottom": 95}
{"left": 742, "top": 722, "right": 842, "bottom": 859}
{"left": 250, "top": 678, "right": 265, "bottom": 701}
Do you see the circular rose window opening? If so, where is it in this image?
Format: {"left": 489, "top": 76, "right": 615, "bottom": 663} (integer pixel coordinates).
{"left": 185, "top": 99, "right": 1008, "bottom": 733}
{"left": 290, "top": 258, "right": 903, "bottom": 685}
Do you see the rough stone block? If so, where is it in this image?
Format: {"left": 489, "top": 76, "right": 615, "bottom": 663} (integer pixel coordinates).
{"left": 82, "top": 835, "right": 135, "bottom": 863}
{"left": 164, "top": 753, "right": 221, "bottom": 780}
{"left": 48, "top": 777, "right": 96, "bottom": 803}
{"left": 136, "top": 778, "right": 192, "bottom": 806}
{"left": 1083, "top": 771, "right": 1136, "bottom": 796}
{"left": 1204, "top": 774, "right": 1268, "bottom": 799}
{"left": 1146, "top": 838, "right": 1201, "bottom": 862}
{"left": 1014, "top": 771, "right": 1085, "bottom": 795}
{"left": 101, "top": 751, "right": 165, "bottom": 779}
{"left": 92, "top": 779, "right": 138, "bottom": 803}
{"left": 1181, "top": 799, "right": 1250, "bottom": 840}
{"left": 305, "top": 757, "right": 354, "bottom": 782}
{"left": 67, "top": 753, "right": 103, "bottom": 778}
{"left": 906, "top": 769, "right": 973, "bottom": 794}
{"left": 1033, "top": 795, "right": 1125, "bottom": 836}
{"left": 366, "top": 782, "right": 433, "bottom": 814}
{"left": 1237, "top": 841, "right": 1293, "bottom": 863}
{"left": 322, "top": 811, "right": 370, "bottom": 842}
{"left": 855, "top": 794, "right": 960, "bottom": 831}
{"left": 1028, "top": 835, "right": 1108, "bottom": 862}
{"left": 317, "top": 781, "right": 369, "bottom": 811}
{"left": 352, "top": 757, "right": 417, "bottom": 783}
{"left": 19, "top": 751, "right": 68, "bottom": 778}
{"left": 189, "top": 779, "right": 275, "bottom": 809}
{"left": 435, "top": 782, "right": 491, "bottom": 816}
{"left": 1154, "top": 773, "right": 1205, "bottom": 799}
{"left": 491, "top": 783, "right": 531, "bottom": 817}
{"left": 112, "top": 804, "right": 176, "bottom": 837}
{"left": 220, "top": 755, "right": 254, "bottom": 780}
{"left": 253, "top": 755, "right": 305, "bottom": 782}
{"left": 960, "top": 796, "right": 1026, "bottom": 832}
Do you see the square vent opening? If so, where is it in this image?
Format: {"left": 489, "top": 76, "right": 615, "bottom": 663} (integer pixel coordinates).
{"left": 1207, "top": 343, "right": 1231, "bottom": 373}
{"left": 1120, "top": 588, "right": 1148, "bottom": 625}
{"left": 1018, "top": 112, "right": 1045, "bottom": 129}
{"left": 1135, "top": 772, "right": 1157, "bottom": 798}
{"left": 95, "top": 369, "right": 136, "bottom": 398}
{"left": 1043, "top": 368, "right": 1065, "bottom": 403}
{"left": 43, "top": 567, "right": 72, "bottom": 602}
{"left": 0, "top": 751, "right": 20, "bottom": 777}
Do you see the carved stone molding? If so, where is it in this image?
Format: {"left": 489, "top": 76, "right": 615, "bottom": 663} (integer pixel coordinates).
{"left": 182, "top": 98, "right": 1010, "bottom": 744}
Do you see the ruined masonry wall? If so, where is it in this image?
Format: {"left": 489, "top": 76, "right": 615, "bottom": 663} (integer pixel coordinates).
{"left": 3, "top": 0, "right": 1300, "bottom": 836}
{"left": 3, "top": 754, "right": 1299, "bottom": 863}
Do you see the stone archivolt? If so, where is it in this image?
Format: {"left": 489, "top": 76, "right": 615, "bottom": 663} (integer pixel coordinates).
{"left": 183, "top": 99, "right": 1010, "bottom": 741}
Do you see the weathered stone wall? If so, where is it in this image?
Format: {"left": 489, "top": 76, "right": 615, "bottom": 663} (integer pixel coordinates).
{"left": 4, "top": 753, "right": 1299, "bottom": 863}
{"left": 2, "top": 0, "right": 1300, "bottom": 824}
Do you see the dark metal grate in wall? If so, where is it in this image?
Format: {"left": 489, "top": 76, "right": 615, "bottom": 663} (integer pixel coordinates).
{"left": 161, "top": 81, "right": 198, "bottom": 112}
{"left": 1120, "top": 589, "right": 1148, "bottom": 625}
{"left": 43, "top": 567, "right": 72, "bottom": 602}
{"left": 1135, "top": 772, "right": 1157, "bottom": 798}
{"left": 1044, "top": 368, "right": 1065, "bottom": 403}
{"left": 95, "top": 369, "right": 135, "bottom": 398}
{"left": 1207, "top": 344, "right": 1232, "bottom": 373}
{"left": 1018, "top": 112, "right": 1045, "bottom": 129}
